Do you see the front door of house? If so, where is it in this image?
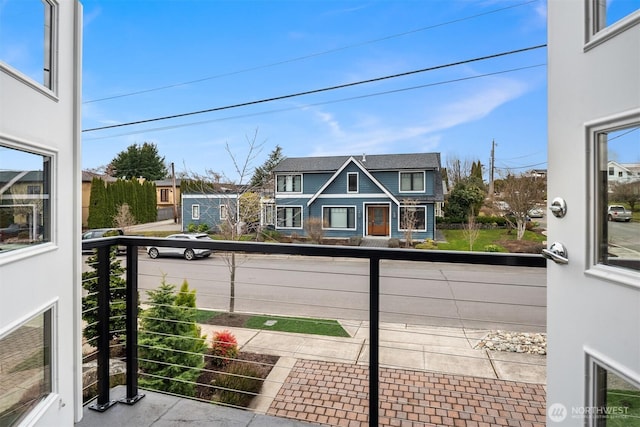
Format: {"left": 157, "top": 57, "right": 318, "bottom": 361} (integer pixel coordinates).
{"left": 367, "top": 206, "right": 389, "bottom": 236}
{"left": 547, "top": 3, "right": 640, "bottom": 425}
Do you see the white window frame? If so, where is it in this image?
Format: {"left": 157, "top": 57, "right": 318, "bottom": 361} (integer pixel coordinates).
{"left": 191, "top": 204, "right": 200, "bottom": 220}
{"left": 347, "top": 172, "right": 359, "bottom": 193}
{"left": 585, "top": 0, "right": 640, "bottom": 49}
{"left": 397, "top": 205, "right": 427, "bottom": 232}
{"left": 220, "top": 204, "right": 228, "bottom": 220}
{"left": 322, "top": 205, "right": 357, "bottom": 230}
{"left": 275, "top": 205, "right": 303, "bottom": 229}
{"left": 275, "top": 174, "right": 303, "bottom": 194}
{"left": 399, "top": 171, "right": 425, "bottom": 193}
{"left": 0, "top": 138, "right": 55, "bottom": 259}
{"left": 0, "top": 0, "right": 57, "bottom": 96}
{"left": 585, "top": 109, "right": 640, "bottom": 290}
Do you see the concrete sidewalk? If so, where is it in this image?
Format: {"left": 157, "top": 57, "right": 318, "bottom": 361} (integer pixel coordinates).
{"left": 200, "top": 320, "right": 546, "bottom": 415}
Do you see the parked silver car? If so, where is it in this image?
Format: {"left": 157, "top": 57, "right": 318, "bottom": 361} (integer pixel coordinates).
{"left": 146, "top": 233, "right": 213, "bottom": 260}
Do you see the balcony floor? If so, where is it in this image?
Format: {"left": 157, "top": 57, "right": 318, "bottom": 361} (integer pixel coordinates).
{"left": 76, "top": 386, "right": 321, "bottom": 427}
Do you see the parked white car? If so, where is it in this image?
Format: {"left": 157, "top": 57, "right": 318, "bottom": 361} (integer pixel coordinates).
{"left": 527, "top": 207, "right": 544, "bottom": 218}
{"left": 607, "top": 205, "right": 632, "bottom": 222}
{"left": 146, "top": 233, "right": 213, "bottom": 260}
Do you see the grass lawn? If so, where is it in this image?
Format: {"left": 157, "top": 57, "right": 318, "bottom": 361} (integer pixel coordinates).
{"left": 604, "top": 388, "right": 640, "bottom": 427}
{"left": 436, "top": 228, "right": 546, "bottom": 252}
{"left": 195, "top": 309, "right": 350, "bottom": 337}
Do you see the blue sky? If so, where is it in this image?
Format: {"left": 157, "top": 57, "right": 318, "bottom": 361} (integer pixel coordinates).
{"left": 1, "top": 1, "right": 638, "bottom": 180}
{"left": 78, "top": 0, "right": 549, "bottom": 181}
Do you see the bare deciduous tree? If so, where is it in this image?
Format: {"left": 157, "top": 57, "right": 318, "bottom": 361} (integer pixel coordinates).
{"left": 500, "top": 173, "right": 546, "bottom": 240}
{"left": 445, "top": 155, "right": 474, "bottom": 189}
{"left": 610, "top": 181, "right": 640, "bottom": 212}
{"left": 185, "top": 129, "right": 265, "bottom": 313}
{"left": 400, "top": 198, "right": 419, "bottom": 248}
{"left": 113, "top": 203, "right": 136, "bottom": 232}
{"left": 462, "top": 209, "right": 480, "bottom": 251}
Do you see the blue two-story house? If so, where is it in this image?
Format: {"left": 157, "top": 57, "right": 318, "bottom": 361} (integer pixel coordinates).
{"left": 272, "top": 153, "right": 444, "bottom": 241}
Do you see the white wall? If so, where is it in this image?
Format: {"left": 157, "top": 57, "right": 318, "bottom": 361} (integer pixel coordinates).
{"left": 0, "top": 1, "right": 82, "bottom": 425}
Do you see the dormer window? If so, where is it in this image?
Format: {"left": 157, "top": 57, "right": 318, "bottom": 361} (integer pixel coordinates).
{"left": 276, "top": 174, "right": 302, "bottom": 193}
{"left": 347, "top": 172, "right": 358, "bottom": 193}
{"left": 399, "top": 171, "right": 425, "bottom": 192}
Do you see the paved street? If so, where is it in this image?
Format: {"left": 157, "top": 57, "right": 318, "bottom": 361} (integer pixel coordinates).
{"left": 133, "top": 253, "right": 546, "bottom": 332}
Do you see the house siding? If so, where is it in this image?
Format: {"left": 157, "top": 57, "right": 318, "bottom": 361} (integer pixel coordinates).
{"left": 182, "top": 195, "right": 236, "bottom": 232}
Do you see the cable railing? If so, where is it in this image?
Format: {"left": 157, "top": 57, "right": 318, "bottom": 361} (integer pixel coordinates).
{"left": 80, "top": 235, "right": 546, "bottom": 426}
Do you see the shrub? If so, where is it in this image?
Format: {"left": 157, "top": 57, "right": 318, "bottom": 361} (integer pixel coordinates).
{"left": 348, "top": 236, "right": 362, "bottom": 246}
{"left": 415, "top": 239, "right": 437, "bottom": 250}
{"left": 304, "top": 217, "right": 324, "bottom": 244}
{"left": 197, "top": 223, "right": 210, "bottom": 233}
{"left": 187, "top": 223, "right": 197, "bottom": 232}
{"left": 138, "top": 279, "right": 207, "bottom": 397}
{"left": 216, "top": 362, "right": 263, "bottom": 407}
{"left": 483, "top": 244, "right": 502, "bottom": 252}
{"left": 388, "top": 238, "right": 400, "bottom": 248}
{"left": 211, "top": 330, "right": 239, "bottom": 367}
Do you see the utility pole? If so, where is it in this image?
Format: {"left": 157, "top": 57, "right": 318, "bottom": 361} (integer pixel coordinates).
{"left": 488, "top": 140, "right": 496, "bottom": 199}
{"left": 171, "top": 162, "right": 178, "bottom": 223}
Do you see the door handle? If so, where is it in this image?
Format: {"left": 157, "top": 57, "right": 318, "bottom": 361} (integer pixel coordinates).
{"left": 542, "top": 242, "right": 568, "bottom": 264}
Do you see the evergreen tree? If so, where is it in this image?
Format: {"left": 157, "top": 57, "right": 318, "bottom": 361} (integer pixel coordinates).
{"left": 81, "top": 241, "right": 127, "bottom": 344}
{"left": 87, "top": 178, "right": 109, "bottom": 229}
{"left": 249, "top": 145, "right": 284, "bottom": 188}
{"left": 138, "top": 278, "right": 206, "bottom": 397}
{"left": 108, "top": 142, "right": 168, "bottom": 181}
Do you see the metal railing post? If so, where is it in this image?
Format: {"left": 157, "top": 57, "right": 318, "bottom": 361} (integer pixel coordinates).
{"left": 120, "top": 242, "right": 145, "bottom": 404}
{"left": 369, "top": 256, "right": 380, "bottom": 427}
{"left": 88, "top": 246, "right": 117, "bottom": 412}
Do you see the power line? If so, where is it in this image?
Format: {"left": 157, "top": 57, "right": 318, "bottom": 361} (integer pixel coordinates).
{"left": 83, "top": 63, "right": 546, "bottom": 141}
{"left": 82, "top": 44, "right": 546, "bottom": 133}
{"left": 83, "top": 0, "right": 540, "bottom": 104}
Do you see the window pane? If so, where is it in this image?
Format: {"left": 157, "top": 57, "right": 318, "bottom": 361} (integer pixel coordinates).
{"left": 401, "top": 173, "right": 411, "bottom": 191}
{"left": 0, "top": 145, "right": 50, "bottom": 253}
{"left": 348, "top": 174, "right": 358, "bottom": 192}
{"left": 0, "top": 0, "right": 53, "bottom": 88}
{"left": 598, "top": 125, "right": 640, "bottom": 272}
{"left": 592, "top": 363, "right": 640, "bottom": 425}
{"left": 603, "top": 0, "right": 640, "bottom": 28}
{"left": 0, "top": 310, "right": 52, "bottom": 427}
{"left": 413, "top": 173, "right": 424, "bottom": 191}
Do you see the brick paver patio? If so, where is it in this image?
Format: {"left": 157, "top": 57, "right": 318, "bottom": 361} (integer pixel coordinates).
{"left": 268, "top": 360, "right": 546, "bottom": 427}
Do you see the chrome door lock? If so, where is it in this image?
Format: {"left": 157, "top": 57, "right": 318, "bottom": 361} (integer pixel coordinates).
{"left": 549, "top": 197, "right": 567, "bottom": 218}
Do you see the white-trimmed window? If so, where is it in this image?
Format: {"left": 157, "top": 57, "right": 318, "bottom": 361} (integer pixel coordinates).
{"left": 347, "top": 172, "right": 358, "bottom": 193}
{"left": 276, "top": 174, "right": 302, "bottom": 193}
{"left": 0, "top": 144, "right": 51, "bottom": 253}
{"left": 323, "top": 206, "right": 356, "bottom": 229}
{"left": 276, "top": 206, "right": 302, "bottom": 228}
{"left": 399, "top": 171, "right": 425, "bottom": 192}
{"left": 191, "top": 204, "right": 200, "bottom": 220}
{"left": 399, "top": 206, "right": 427, "bottom": 231}
{"left": 220, "top": 204, "right": 228, "bottom": 220}
{"left": 0, "top": 0, "right": 55, "bottom": 90}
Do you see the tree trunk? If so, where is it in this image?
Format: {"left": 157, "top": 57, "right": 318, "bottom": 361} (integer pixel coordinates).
{"left": 229, "top": 252, "right": 236, "bottom": 313}
{"left": 516, "top": 219, "right": 526, "bottom": 240}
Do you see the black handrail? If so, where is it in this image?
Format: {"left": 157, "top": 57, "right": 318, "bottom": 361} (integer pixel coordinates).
{"left": 83, "top": 235, "right": 545, "bottom": 426}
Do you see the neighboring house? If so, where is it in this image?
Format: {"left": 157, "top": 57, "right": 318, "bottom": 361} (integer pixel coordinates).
{"left": 181, "top": 183, "right": 251, "bottom": 232}
{"left": 524, "top": 169, "right": 547, "bottom": 178}
{"left": 272, "top": 153, "right": 444, "bottom": 240}
{"left": 81, "top": 171, "right": 115, "bottom": 227}
{"left": 154, "top": 178, "right": 181, "bottom": 220}
{"left": 607, "top": 160, "right": 640, "bottom": 186}
{"left": 1, "top": 2, "right": 82, "bottom": 427}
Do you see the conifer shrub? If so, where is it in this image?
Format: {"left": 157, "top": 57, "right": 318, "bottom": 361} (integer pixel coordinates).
{"left": 138, "top": 278, "right": 207, "bottom": 397}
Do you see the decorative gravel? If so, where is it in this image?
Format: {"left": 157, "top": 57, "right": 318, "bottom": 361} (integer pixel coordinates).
{"left": 475, "top": 330, "right": 547, "bottom": 355}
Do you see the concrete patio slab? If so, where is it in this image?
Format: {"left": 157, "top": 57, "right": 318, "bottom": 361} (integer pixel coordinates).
{"left": 488, "top": 350, "right": 547, "bottom": 383}
{"left": 423, "top": 345, "right": 497, "bottom": 378}
{"left": 241, "top": 331, "right": 306, "bottom": 357}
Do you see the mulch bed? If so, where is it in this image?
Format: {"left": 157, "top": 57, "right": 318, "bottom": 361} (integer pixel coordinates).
{"left": 496, "top": 239, "right": 545, "bottom": 254}
{"left": 202, "top": 312, "right": 252, "bottom": 328}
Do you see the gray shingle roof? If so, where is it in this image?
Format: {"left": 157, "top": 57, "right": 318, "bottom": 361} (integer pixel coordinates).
{"left": 272, "top": 153, "right": 441, "bottom": 172}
